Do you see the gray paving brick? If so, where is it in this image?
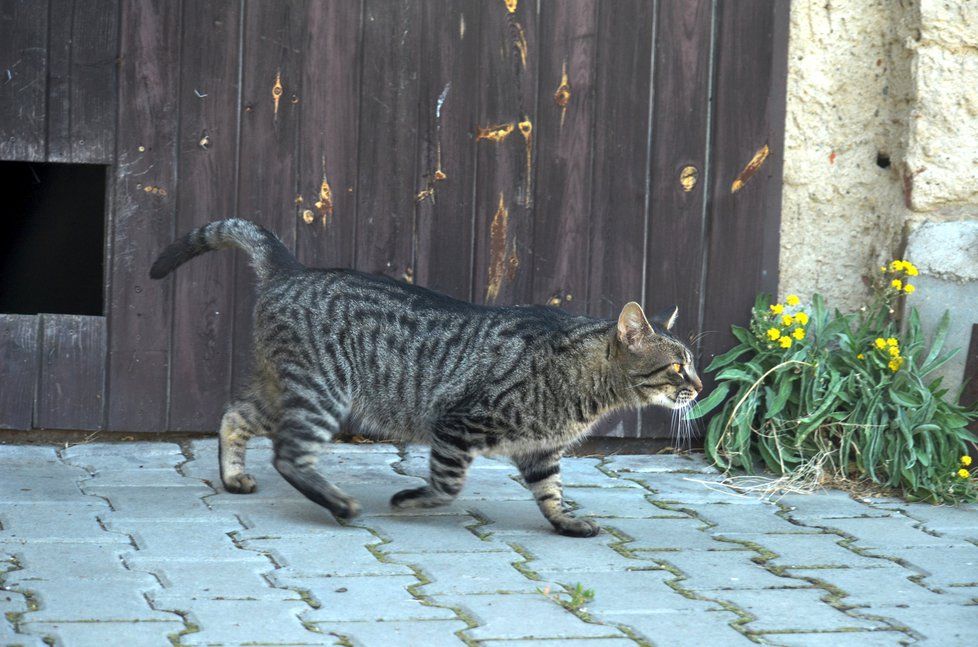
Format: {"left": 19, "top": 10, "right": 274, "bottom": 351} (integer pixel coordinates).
{"left": 779, "top": 491, "right": 894, "bottom": 520}
{"left": 140, "top": 559, "right": 280, "bottom": 599}
{"left": 870, "top": 502, "right": 978, "bottom": 539}
{"left": 764, "top": 631, "right": 912, "bottom": 646}
{"left": 0, "top": 469, "right": 91, "bottom": 504}
{"left": 615, "top": 608, "right": 757, "bottom": 645}
{"left": 150, "top": 594, "right": 324, "bottom": 645}
{"left": 744, "top": 533, "right": 892, "bottom": 569}
{"left": 715, "top": 588, "right": 887, "bottom": 633}
{"left": 25, "top": 575, "right": 173, "bottom": 622}
{"left": 603, "top": 454, "right": 719, "bottom": 474}
{"left": 0, "top": 503, "right": 114, "bottom": 544}
{"left": 5, "top": 544, "right": 131, "bottom": 581}
{"left": 558, "top": 459, "right": 642, "bottom": 488}
{"left": 62, "top": 442, "right": 185, "bottom": 471}
{"left": 874, "top": 546, "right": 978, "bottom": 588}
{"left": 505, "top": 535, "right": 644, "bottom": 574}
{"left": 607, "top": 517, "right": 749, "bottom": 552}
{"left": 787, "top": 566, "right": 954, "bottom": 609}
{"left": 0, "top": 445, "right": 60, "bottom": 465}
{"left": 465, "top": 499, "right": 561, "bottom": 536}
{"left": 23, "top": 620, "right": 184, "bottom": 647}
{"left": 85, "top": 485, "right": 214, "bottom": 520}
{"left": 651, "top": 551, "right": 810, "bottom": 591}
{"left": 436, "top": 593, "right": 621, "bottom": 640}
{"left": 483, "top": 640, "right": 638, "bottom": 647}
{"left": 682, "top": 502, "right": 818, "bottom": 536}
{"left": 288, "top": 575, "right": 457, "bottom": 621}
{"left": 401, "top": 550, "right": 539, "bottom": 595}
{"left": 876, "top": 604, "right": 975, "bottom": 642}
{"left": 367, "top": 515, "right": 508, "bottom": 554}
{"left": 533, "top": 569, "right": 709, "bottom": 616}
{"left": 811, "top": 515, "right": 972, "bottom": 550}
{"left": 630, "top": 473, "right": 761, "bottom": 505}
{"left": 242, "top": 534, "right": 413, "bottom": 577}
{"left": 316, "top": 619, "right": 467, "bottom": 646}
{"left": 0, "top": 623, "right": 53, "bottom": 647}
{"left": 564, "top": 486, "right": 687, "bottom": 519}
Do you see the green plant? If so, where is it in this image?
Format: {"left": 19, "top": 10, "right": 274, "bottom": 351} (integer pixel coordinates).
{"left": 564, "top": 583, "right": 595, "bottom": 610}
{"left": 690, "top": 260, "right": 977, "bottom": 504}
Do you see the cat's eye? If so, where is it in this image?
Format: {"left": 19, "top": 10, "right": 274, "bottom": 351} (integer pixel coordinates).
{"left": 672, "top": 363, "right": 682, "bottom": 373}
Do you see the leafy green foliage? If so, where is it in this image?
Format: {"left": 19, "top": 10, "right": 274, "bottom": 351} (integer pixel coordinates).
{"left": 689, "top": 263, "right": 977, "bottom": 504}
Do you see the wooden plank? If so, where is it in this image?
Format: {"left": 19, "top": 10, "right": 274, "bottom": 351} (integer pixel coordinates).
{"left": 412, "top": 0, "right": 481, "bottom": 300}
{"left": 530, "top": 0, "right": 597, "bottom": 314}
{"left": 353, "top": 0, "right": 421, "bottom": 281}
{"left": 231, "top": 0, "right": 306, "bottom": 394}
{"left": 106, "top": 0, "right": 182, "bottom": 432}
{"left": 471, "top": 0, "right": 538, "bottom": 306}
{"left": 294, "top": 0, "right": 362, "bottom": 270}
{"left": 587, "top": 0, "right": 655, "bottom": 438}
{"left": 167, "top": 0, "right": 241, "bottom": 432}
{"left": 643, "top": 0, "right": 715, "bottom": 440}
{"left": 46, "top": 0, "right": 119, "bottom": 163}
{"left": 0, "top": 315, "right": 39, "bottom": 430}
{"left": 700, "top": 0, "right": 790, "bottom": 373}
{"left": 0, "top": 0, "right": 49, "bottom": 161}
{"left": 36, "top": 315, "right": 106, "bottom": 430}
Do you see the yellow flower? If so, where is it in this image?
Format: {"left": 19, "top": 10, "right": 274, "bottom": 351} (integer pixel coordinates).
{"left": 781, "top": 314, "right": 794, "bottom": 327}
{"left": 888, "top": 357, "right": 903, "bottom": 372}
{"left": 874, "top": 338, "right": 887, "bottom": 350}
{"left": 770, "top": 303, "right": 784, "bottom": 315}
{"left": 779, "top": 336, "right": 792, "bottom": 349}
{"left": 889, "top": 260, "right": 904, "bottom": 273}
{"left": 958, "top": 468, "right": 970, "bottom": 479}
{"left": 886, "top": 338, "right": 898, "bottom": 347}
{"left": 880, "top": 265, "right": 887, "bottom": 273}
{"left": 795, "top": 312, "right": 809, "bottom": 325}
{"left": 961, "top": 455, "right": 972, "bottom": 467}
{"left": 856, "top": 353, "right": 865, "bottom": 360}
{"left": 904, "top": 284, "right": 915, "bottom": 294}
{"left": 792, "top": 328, "right": 806, "bottom": 340}
{"left": 891, "top": 279, "right": 903, "bottom": 290}
{"left": 888, "top": 346, "right": 901, "bottom": 358}
{"left": 786, "top": 294, "right": 800, "bottom": 307}
{"left": 905, "top": 262, "right": 918, "bottom": 276}
{"left": 767, "top": 328, "right": 782, "bottom": 341}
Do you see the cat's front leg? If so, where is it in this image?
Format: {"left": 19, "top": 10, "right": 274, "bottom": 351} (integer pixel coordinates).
{"left": 391, "top": 437, "right": 474, "bottom": 509}
{"left": 516, "top": 449, "right": 600, "bottom": 538}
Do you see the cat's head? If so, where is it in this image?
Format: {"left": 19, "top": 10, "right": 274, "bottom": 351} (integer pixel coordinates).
{"left": 614, "top": 302, "right": 702, "bottom": 410}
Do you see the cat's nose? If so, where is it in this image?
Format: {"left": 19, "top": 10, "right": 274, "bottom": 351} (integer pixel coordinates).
{"left": 691, "top": 375, "right": 703, "bottom": 393}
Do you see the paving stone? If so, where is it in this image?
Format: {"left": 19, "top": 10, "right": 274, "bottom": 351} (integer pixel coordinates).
{"left": 435, "top": 593, "right": 621, "bottom": 640}
{"left": 0, "top": 469, "right": 92, "bottom": 504}
{"left": 465, "top": 499, "right": 560, "bottom": 536}
{"left": 631, "top": 473, "right": 761, "bottom": 505}
{"left": 603, "top": 454, "right": 719, "bottom": 474}
{"left": 81, "top": 468, "right": 204, "bottom": 488}
{"left": 811, "top": 515, "right": 972, "bottom": 550}
{"left": 287, "top": 575, "right": 457, "bottom": 622}
{"left": 316, "top": 619, "right": 468, "bottom": 645}
{"left": 367, "top": 515, "right": 508, "bottom": 554}
{"left": 483, "top": 640, "right": 638, "bottom": 647}
{"left": 400, "top": 551, "right": 539, "bottom": 595}
{"left": 5, "top": 544, "right": 131, "bottom": 581}
{"left": 611, "top": 608, "right": 757, "bottom": 645}
{"left": 564, "top": 486, "right": 687, "bottom": 519}
{"left": 62, "top": 442, "right": 185, "bottom": 471}
{"left": 874, "top": 546, "right": 978, "bottom": 588}
{"left": 22, "top": 620, "right": 184, "bottom": 647}
{"left": 606, "top": 517, "right": 748, "bottom": 552}
{"left": 715, "top": 588, "right": 887, "bottom": 633}
{"left": 140, "top": 559, "right": 280, "bottom": 599}
{"left": 877, "top": 603, "right": 975, "bottom": 642}
{"left": 651, "top": 551, "right": 810, "bottom": 591}
{"left": 242, "top": 534, "right": 412, "bottom": 577}
{"left": 868, "top": 503, "right": 978, "bottom": 544}
{"left": 743, "top": 533, "right": 892, "bottom": 569}
{"left": 107, "top": 519, "right": 244, "bottom": 556}
{"left": 0, "top": 445, "right": 60, "bottom": 465}
{"left": 0, "top": 622, "right": 52, "bottom": 647}
{"left": 779, "top": 491, "right": 895, "bottom": 520}
{"left": 0, "top": 503, "right": 114, "bottom": 544}
{"left": 504, "top": 535, "right": 644, "bottom": 574}
{"left": 85, "top": 485, "right": 214, "bottom": 520}
{"left": 558, "top": 459, "right": 642, "bottom": 488}
{"left": 150, "top": 594, "right": 323, "bottom": 645}
{"left": 681, "top": 502, "right": 817, "bottom": 537}
{"left": 24, "top": 574, "right": 173, "bottom": 622}
{"left": 764, "top": 631, "right": 913, "bottom": 646}
{"left": 787, "top": 566, "right": 954, "bottom": 609}
{"left": 533, "top": 569, "right": 711, "bottom": 617}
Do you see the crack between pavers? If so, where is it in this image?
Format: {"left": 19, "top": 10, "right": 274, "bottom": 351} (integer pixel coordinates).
{"left": 861, "top": 500, "right": 978, "bottom": 549}
{"left": 55, "top": 446, "right": 202, "bottom": 646}
{"left": 1, "top": 553, "right": 52, "bottom": 645}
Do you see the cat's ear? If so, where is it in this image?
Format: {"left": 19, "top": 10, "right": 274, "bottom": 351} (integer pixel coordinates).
{"left": 617, "top": 302, "right": 653, "bottom": 349}
{"left": 651, "top": 306, "right": 679, "bottom": 332}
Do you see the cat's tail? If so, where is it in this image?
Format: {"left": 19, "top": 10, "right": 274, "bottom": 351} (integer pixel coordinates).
{"left": 149, "top": 219, "right": 303, "bottom": 283}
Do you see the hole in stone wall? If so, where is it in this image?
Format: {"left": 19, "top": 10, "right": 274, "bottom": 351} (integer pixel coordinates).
{"left": 0, "top": 161, "right": 106, "bottom": 316}
{"left": 876, "top": 152, "right": 891, "bottom": 169}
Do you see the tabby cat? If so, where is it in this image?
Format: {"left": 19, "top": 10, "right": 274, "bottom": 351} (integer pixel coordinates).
{"left": 151, "top": 219, "right": 702, "bottom": 537}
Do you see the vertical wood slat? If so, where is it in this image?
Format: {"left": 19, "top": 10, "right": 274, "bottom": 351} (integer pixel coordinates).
{"left": 412, "top": 0, "right": 480, "bottom": 300}
{"left": 106, "top": 0, "right": 182, "bottom": 432}
{"left": 0, "top": 315, "right": 39, "bottom": 430}
{"left": 46, "top": 0, "right": 119, "bottom": 163}
{"left": 294, "top": 0, "right": 362, "bottom": 270}
{"left": 36, "top": 315, "right": 106, "bottom": 430}
{"left": 642, "top": 0, "right": 715, "bottom": 440}
{"left": 699, "top": 0, "right": 790, "bottom": 374}
{"left": 587, "top": 0, "right": 656, "bottom": 438}
{"left": 167, "top": 0, "right": 241, "bottom": 431}
{"left": 353, "top": 0, "right": 421, "bottom": 281}
{"left": 531, "top": 0, "right": 597, "bottom": 315}
{"left": 231, "top": 0, "right": 306, "bottom": 394}
{"left": 471, "top": 0, "right": 539, "bottom": 306}
{"left": 0, "top": 0, "right": 49, "bottom": 161}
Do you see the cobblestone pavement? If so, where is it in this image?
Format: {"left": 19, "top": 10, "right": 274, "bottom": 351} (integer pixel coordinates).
{"left": 1, "top": 440, "right": 976, "bottom": 646}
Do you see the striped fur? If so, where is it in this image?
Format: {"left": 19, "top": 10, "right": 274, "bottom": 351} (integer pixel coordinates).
{"left": 153, "top": 219, "right": 702, "bottom": 536}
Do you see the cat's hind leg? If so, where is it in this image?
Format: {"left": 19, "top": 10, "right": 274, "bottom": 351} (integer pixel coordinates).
{"left": 219, "top": 398, "right": 271, "bottom": 494}
{"left": 272, "top": 372, "right": 359, "bottom": 520}
{"left": 515, "top": 448, "right": 600, "bottom": 537}
{"left": 391, "top": 428, "right": 475, "bottom": 509}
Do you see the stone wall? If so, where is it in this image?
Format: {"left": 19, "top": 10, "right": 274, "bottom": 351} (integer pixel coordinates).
{"left": 780, "top": 0, "right": 978, "bottom": 390}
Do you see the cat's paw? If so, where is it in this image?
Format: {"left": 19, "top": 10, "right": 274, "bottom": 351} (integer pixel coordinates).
{"left": 330, "top": 496, "right": 362, "bottom": 521}
{"left": 223, "top": 473, "right": 258, "bottom": 494}
{"left": 390, "top": 486, "right": 451, "bottom": 509}
{"left": 553, "top": 517, "right": 601, "bottom": 538}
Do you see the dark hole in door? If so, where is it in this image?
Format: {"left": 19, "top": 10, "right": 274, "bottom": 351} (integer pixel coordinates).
{"left": 0, "top": 161, "right": 106, "bottom": 315}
